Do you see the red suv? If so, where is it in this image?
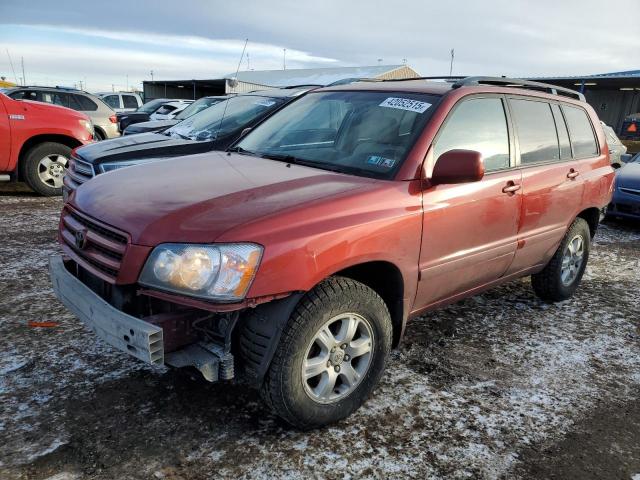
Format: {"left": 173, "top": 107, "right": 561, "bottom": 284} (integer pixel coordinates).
{"left": 49, "top": 77, "right": 614, "bottom": 428}
{"left": 0, "top": 92, "right": 93, "bottom": 195}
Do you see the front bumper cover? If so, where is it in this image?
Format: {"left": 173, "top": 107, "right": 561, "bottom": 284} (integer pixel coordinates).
{"left": 49, "top": 254, "right": 164, "bottom": 365}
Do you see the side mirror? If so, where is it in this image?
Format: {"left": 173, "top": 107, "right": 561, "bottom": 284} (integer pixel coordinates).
{"left": 429, "top": 149, "right": 484, "bottom": 185}
{"left": 240, "top": 127, "right": 252, "bottom": 138}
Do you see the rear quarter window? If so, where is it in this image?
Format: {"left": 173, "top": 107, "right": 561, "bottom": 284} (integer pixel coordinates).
{"left": 563, "top": 105, "right": 598, "bottom": 158}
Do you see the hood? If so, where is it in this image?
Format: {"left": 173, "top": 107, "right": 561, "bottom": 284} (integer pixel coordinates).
{"left": 71, "top": 152, "right": 376, "bottom": 245}
{"left": 616, "top": 161, "right": 640, "bottom": 188}
{"left": 22, "top": 99, "right": 87, "bottom": 119}
{"left": 74, "top": 132, "right": 211, "bottom": 165}
{"left": 126, "top": 119, "right": 179, "bottom": 134}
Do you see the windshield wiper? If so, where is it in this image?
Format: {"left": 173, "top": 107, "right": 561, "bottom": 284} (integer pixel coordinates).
{"left": 227, "top": 146, "right": 261, "bottom": 157}
{"left": 258, "top": 152, "right": 302, "bottom": 164}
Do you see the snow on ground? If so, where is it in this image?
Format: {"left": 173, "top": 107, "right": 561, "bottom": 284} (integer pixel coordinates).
{"left": 1, "top": 189, "right": 639, "bottom": 479}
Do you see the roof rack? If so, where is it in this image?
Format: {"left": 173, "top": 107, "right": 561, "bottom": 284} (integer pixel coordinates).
{"left": 452, "top": 76, "right": 585, "bottom": 101}
{"left": 381, "top": 76, "right": 467, "bottom": 82}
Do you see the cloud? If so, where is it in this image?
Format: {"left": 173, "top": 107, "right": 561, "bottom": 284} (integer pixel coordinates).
{"left": 0, "top": 0, "right": 638, "bottom": 91}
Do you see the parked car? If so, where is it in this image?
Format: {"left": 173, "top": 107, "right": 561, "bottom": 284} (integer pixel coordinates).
{"left": 607, "top": 152, "right": 640, "bottom": 220}
{"left": 123, "top": 96, "right": 228, "bottom": 135}
{"left": 117, "top": 98, "right": 171, "bottom": 132}
{"left": 95, "top": 91, "right": 143, "bottom": 113}
{"left": 149, "top": 100, "right": 194, "bottom": 121}
{"left": 63, "top": 88, "right": 313, "bottom": 194}
{"left": 5, "top": 86, "right": 119, "bottom": 140}
{"left": 0, "top": 92, "right": 93, "bottom": 195}
{"left": 51, "top": 77, "right": 613, "bottom": 428}
{"left": 600, "top": 121, "right": 627, "bottom": 167}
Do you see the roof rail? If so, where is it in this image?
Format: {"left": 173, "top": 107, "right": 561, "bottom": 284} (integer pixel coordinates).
{"left": 452, "top": 76, "right": 585, "bottom": 101}
{"left": 381, "top": 76, "right": 466, "bottom": 82}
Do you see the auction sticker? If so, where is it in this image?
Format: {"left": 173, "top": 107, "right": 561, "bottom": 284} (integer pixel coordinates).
{"left": 379, "top": 97, "right": 431, "bottom": 113}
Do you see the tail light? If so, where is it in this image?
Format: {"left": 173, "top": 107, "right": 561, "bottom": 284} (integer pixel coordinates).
{"left": 109, "top": 114, "right": 117, "bottom": 123}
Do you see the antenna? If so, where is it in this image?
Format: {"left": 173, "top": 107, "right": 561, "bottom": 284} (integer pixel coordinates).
{"left": 214, "top": 38, "right": 248, "bottom": 139}
{"left": 449, "top": 49, "right": 455, "bottom": 76}
{"left": 21, "top": 56, "right": 25, "bottom": 85}
{"left": 6, "top": 49, "right": 18, "bottom": 84}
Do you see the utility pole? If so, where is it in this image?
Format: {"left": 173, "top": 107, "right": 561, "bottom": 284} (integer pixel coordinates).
{"left": 449, "top": 49, "right": 455, "bottom": 76}
{"left": 21, "top": 56, "right": 25, "bottom": 85}
{"left": 150, "top": 70, "right": 154, "bottom": 82}
{"left": 6, "top": 49, "right": 18, "bottom": 84}
{"left": 283, "top": 48, "right": 286, "bottom": 70}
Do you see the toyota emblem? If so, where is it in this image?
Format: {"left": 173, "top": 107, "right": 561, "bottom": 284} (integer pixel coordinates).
{"left": 74, "top": 229, "right": 88, "bottom": 249}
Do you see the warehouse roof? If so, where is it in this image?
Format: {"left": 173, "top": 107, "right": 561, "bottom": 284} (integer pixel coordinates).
{"left": 224, "top": 65, "right": 416, "bottom": 87}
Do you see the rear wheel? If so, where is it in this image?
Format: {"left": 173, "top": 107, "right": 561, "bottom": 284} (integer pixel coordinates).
{"left": 93, "top": 128, "right": 105, "bottom": 141}
{"left": 262, "top": 277, "right": 392, "bottom": 429}
{"left": 531, "top": 217, "right": 590, "bottom": 302}
{"left": 23, "top": 142, "right": 71, "bottom": 196}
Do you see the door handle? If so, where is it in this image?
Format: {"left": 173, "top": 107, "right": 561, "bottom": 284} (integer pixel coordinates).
{"left": 567, "top": 169, "right": 579, "bottom": 179}
{"left": 502, "top": 181, "right": 522, "bottom": 194}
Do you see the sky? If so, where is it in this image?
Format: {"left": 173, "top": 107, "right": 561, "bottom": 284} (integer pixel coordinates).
{"left": 0, "top": 0, "right": 638, "bottom": 92}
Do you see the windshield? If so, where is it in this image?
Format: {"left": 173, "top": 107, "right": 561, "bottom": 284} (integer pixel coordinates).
{"left": 175, "top": 97, "right": 223, "bottom": 120}
{"left": 138, "top": 98, "right": 168, "bottom": 114}
{"left": 235, "top": 91, "right": 439, "bottom": 179}
{"left": 166, "top": 95, "right": 283, "bottom": 141}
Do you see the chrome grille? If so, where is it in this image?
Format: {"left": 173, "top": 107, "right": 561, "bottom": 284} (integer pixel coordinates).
{"left": 60, "top": 208, "right": 128, "bottom": 283}
{"left": 65, "top": 156, "right": 95, "bottom": 190}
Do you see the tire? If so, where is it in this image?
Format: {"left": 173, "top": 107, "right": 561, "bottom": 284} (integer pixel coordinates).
{"left": 93, "top": 128, "right": 104, "bottom": 141}
{"left": 261, "top": 276, "right": 392, "bottom": 429}
{"left": 531, "top": 217, "right": 590, "bottom": 302}
{"left": 23, "top": 142, "right": 71, "bottom": 196}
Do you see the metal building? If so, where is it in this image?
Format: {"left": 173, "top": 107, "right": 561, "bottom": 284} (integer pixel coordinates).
{"left": 532, "top": 70, "right": 640, "bottom": 132}
{"left": 142, "top": 64, "right": 420, "bottom": 101}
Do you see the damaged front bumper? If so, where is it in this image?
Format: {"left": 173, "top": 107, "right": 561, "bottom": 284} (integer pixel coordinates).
{"left": 49, "top": 254, "right": 165, "bottom": 365}
{"left": 49, "top": 254, "right": 238, "bottom": 381}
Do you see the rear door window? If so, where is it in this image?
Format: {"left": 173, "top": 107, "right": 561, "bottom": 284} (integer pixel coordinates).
{"left": 103, "top": 95, "right": 121, "bottom": 109}
{"left": 433, "top": 97, "right": 510, "bottom": 172}
{"left": 510, "top": 99, "right": 559, "bottom": 164}
{"left": 75, "top": 95, "right": 98, "bottom": 111}
{"left": 563, "top": 105, "right": 598, "bottom": 158}
{"left": 122, "top": 95, "right": 139, "bottom": 109}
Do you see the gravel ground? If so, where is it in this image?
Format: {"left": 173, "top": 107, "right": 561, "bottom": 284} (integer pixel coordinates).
{"left": 1, "top": 182, "right": 639, "bottom": 480}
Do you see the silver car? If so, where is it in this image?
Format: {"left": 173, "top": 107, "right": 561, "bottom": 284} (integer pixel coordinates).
{"left": 5, "top": 86, "right": 120, "bottom": 140}
{"left": 601, "top": 121, "right": 628, "bottom": 168}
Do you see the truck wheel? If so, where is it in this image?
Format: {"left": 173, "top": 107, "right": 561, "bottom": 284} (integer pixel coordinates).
{"left": 23, "top": 142, "right": 71, "bottom": 196}
{"left": 531, "top": 217, "right": 590, "bottom": 302}
{"left": 262, "top": 276, "right": 392, "bottom": 429}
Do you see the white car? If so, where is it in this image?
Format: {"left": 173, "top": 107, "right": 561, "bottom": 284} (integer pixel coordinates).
{"left": 95, "top": 92, "right": 143, "bottom": 113}
{"left": 149, "top": 100, "right": 194, "bottom": 121}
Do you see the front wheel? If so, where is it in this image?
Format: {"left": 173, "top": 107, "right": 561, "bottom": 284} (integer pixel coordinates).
{"left": 531, "top": 217, "right": 591, "bottom": 302}
{"left": 262, "top": 277, "right": 392, "bottom": 429}
{"left": 23, "top": 142, "right": 71, "bottom": 196}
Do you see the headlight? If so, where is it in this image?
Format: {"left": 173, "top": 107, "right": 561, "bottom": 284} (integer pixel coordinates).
{"left": 99, "top": 158, "right": 158, "bottom": 173}
{"left": 79, "top": 119, "right": 94, "bottom": 136}
{"left": 139, "top": 243, "right": 263, "bottom": 301}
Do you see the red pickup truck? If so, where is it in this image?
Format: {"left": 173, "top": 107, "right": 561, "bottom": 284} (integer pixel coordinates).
{"left": 50, "top": 77, "right": 614, "bottom": 428}
{"left": 0, "top": 93, "right": 93, "bottom": 195}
